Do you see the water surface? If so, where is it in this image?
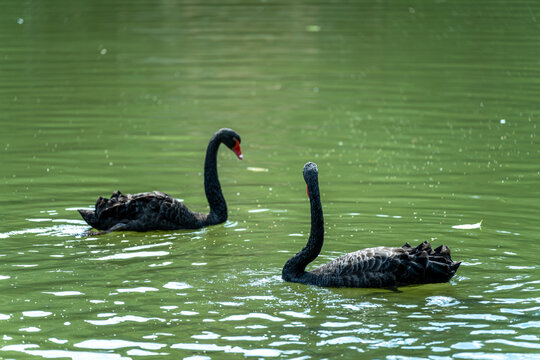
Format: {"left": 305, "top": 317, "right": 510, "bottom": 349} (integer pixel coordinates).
{"left": 1, "top": 0, "right": 539, "bottom": 359}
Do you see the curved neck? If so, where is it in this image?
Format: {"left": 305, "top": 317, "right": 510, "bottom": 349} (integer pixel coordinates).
{"left": 283, "top": 182, "right": 324, "bottom": 280}
{"left": 203, "top": 134, "right": 227, "bottom": 224}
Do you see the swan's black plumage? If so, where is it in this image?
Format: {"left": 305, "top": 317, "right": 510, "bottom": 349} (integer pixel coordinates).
{"left": 282, "top": 162, "right": 461, "bottom": 288}
{"left": 78, "top": 128, "right": 242, "bottom": 233}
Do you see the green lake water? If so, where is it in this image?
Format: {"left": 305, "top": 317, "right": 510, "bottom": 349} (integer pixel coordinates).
{"left": 1, "top": 0, "right": 539, "bottom": 359}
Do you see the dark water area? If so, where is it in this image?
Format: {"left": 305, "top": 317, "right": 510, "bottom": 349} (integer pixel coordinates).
{"left": 1, "top": 1, "right": 539, "bottom": 359}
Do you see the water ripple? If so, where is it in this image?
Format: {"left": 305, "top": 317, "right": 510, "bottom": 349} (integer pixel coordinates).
{"left": 74, "top": 339, "right": 167, "bottom": 350}
{"left": 115, "top": 287, "right": 159, "bottom": 293}
{"left": 426, "top": 296, "right": 460, "bottom": 307}
{"left": 220, "top": 313, "right": 285, "bottom": 322}
{"left": 85, "top": 315, "right": 166, "bottom": 326}
{"left": 454, "top": 352, "right": 540, "bottom": 359}
{"left": 446, "top": 314, "right": 508, "bottom": 321}
{"left": 510, "top": 321, "right": 540, "bottom": 329}
{"left": 222, "top": 335, "right": 268, "bottom": 341}
{"left": 192, "top": 331, "right": 220, "bottom": 340}
{"left": 317, "top": 336, "right": 370, "bottom": 346}
{"left": 452, "top": 341, "right": 484, "bottom": 350}
{"left": 94, "top": 251, "right": 169, "bottom": 261}
{"left": 279, "top": 311, "right": 313, "bottom": 319}
{"left": 124, "top": 242, "right": 173, "bottom": 251}
{"left": 1, "top": 344, "right": 130, "bottom": 359}
{"left": 0, "top": 224, "right": 88, "bottom": 239}
{"left": 163, "top": 282, "right": 192, "bottom": 290}
{"left": 486, "top": 339, "right": 540, "bottom": 349}
{"left": 19, "top": 327, "right": 41, "bottom": 332}
{"left": 43, "top": 291, "right": 84, "bottom": 297}
{"left": 22, "top": 311, "right": 52, "bottom": 317}
{"left": 321, "top": 321, "right": 363, "bottom": 328}
{"left": 170, "top": 343, "right": 298, "bottom": 357}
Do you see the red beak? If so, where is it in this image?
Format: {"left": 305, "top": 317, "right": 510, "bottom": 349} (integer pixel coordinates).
{"left": 232, "top": 139, "right": 243, "bottom": 160}
{"left": 307, "top": 185, "right": 310, "bottom": 198}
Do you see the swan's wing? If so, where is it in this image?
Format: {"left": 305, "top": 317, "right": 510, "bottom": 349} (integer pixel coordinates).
{"left": 149, "top": 193, "right": 208, "bottom": 230}
{"left": 312, "top": 246, "right": 404, "bottom": 277}
{"left": 91, "top": 190, "right": 205, "bottom": 231}
{"left": 95, "top": 191, "right": 171, "bottom": 218}
{"left": 311, "top": 241, "right": 460, "bottom": 287}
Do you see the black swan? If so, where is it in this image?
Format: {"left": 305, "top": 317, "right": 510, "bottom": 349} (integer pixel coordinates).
{"left": 78, "top": 128, "right": 242, "bottom": 233}
{"left": 282, "top": 162, "right": 461, "bottom": 288}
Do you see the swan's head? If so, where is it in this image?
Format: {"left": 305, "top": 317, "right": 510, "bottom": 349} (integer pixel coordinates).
{"left": 303, "top": 162, "right": 319, "bottom": 198}
{"left": 218, "top": 128, "right": 243, "bottom": 160}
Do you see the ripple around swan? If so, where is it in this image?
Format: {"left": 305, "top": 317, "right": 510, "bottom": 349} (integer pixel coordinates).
{"left": 124, "top": 242, "right": 173, "bottom": 251}
{"left": 0, "top": 224, "right": 89, "bottom": 239}
{"left": 425, "top": 296, "right": 460, "bottom": 307}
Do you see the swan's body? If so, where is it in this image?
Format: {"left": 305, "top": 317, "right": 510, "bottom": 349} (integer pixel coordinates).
{"left": 78, "top": 128, "right": 242, "bottom": 233}
{"left": 282, "top": 162, "right": 461, "bottom": 288}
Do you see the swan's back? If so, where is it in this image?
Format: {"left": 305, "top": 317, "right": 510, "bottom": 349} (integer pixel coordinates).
{"left": 309, "top": 241, "right": 460, "bottom": 288}
{"left": 79, "top": 190, "right": 206, "bottom": 231}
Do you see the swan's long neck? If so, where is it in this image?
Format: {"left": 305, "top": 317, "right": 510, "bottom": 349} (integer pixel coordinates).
{"left": 203, "top": 134, "right": 227, "bottom": 225}
{"left": 282, "top": 180, "right": 324, "bottom": 281}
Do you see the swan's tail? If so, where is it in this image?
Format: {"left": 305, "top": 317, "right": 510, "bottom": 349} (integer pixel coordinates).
{"left": 402, "top": 241, "right": 461, "bottom": 283}
{"left": 78, "top": 209, "right": 98, "bottom": 228}
{"left": 79, "top": 191, "right": 125, "bottom": 229}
